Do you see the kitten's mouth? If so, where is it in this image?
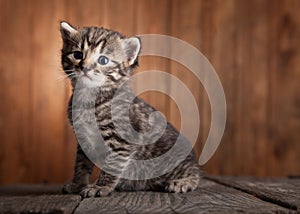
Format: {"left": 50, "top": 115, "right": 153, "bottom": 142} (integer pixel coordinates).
{"left": 82, "top": 73, "right": 93, "bottom": 81}
{"left": 78, "top": 72, "right": 106, "bottom": 88}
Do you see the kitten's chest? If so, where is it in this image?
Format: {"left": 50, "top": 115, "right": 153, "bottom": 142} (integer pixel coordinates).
{"left": 95, "top": 101, "right": 113, "bottom": 125}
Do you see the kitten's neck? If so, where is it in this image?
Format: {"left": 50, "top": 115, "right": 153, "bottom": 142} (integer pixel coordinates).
{"left": 71, "top": 81, "right": 134, "bottom": 108}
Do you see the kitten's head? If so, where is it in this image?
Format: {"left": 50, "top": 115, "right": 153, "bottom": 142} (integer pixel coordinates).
{"left": 60, "top": 21, "right": 141, "bottom": 88}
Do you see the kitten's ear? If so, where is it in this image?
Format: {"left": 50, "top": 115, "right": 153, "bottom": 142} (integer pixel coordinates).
{"left": 60, "top": 21, "right": 77, "bottom": 40}
{"left": 121, "top": 37, "right": 141, "bottom": 65}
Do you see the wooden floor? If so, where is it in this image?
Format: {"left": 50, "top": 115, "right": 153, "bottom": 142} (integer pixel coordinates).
{"left": 0, "top": 176, "right": 299, "bottom": 214}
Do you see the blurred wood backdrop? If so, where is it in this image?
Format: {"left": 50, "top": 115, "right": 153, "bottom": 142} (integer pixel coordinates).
{"left": 0, "top": 0, "right": 300, "bottom": 184}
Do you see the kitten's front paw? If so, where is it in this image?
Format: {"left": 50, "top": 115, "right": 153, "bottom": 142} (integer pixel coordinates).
{"left": 62, "top": 183, "right": 85, "bottom": 194}
{"left": 80, "top": 185, "right": 112, "bottom": 198}
{"left": 166, "top": 178, "right": 199, "bottom": 193}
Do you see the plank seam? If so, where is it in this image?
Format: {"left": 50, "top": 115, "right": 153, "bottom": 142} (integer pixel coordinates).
{"left": 168, "top": 205, "right": 179, "bottom": 214}
{"left": 204, "top": 176, "right": 298, "bottom": 212}
{"left": 71, "top": 196, "right": 83, "bottom": 214}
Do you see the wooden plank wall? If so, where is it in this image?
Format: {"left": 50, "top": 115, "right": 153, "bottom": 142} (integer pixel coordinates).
{"left": 0, "top": 0, "right": 299, "bottom": 184}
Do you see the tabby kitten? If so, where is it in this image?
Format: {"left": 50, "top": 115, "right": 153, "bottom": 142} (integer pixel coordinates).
{"left": 60, "top": 21, "right": 202, "bottom": 197}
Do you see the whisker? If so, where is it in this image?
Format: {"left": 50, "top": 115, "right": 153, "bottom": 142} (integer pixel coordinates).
{"left": 63, "top": 69, "right": 76, "bottom": 73}
{"left": 56, "top": 72, "right": 78, "bottom": 82}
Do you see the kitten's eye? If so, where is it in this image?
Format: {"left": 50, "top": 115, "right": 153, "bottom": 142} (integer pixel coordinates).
{"left": 73, "top": 51, "right": 83, "bottom": 60}
{"left": 98, "top": 56, "right": 109, "bottom": 65}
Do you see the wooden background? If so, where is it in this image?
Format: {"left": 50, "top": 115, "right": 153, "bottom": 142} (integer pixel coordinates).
{"left": 0, "top": 0, "right": 299, "bottom": 184}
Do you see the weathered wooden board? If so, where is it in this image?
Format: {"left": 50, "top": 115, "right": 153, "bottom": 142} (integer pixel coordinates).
{"left": 75, "top": 191, "right": 174, "bottom": 214}
{"left": 208, "top": 176, "right": 300, "bottom": 212}
{"left": 0, "top": 195, "right": 81, "bottom": 214}
{"left": 169, "top": 179, "right": 292, "bottom": 213}
{"left": 75, "top": 179, "right": 292, "bottom": 214}
{"left": 0, "top": 178, "right": 298, "bottom": 213}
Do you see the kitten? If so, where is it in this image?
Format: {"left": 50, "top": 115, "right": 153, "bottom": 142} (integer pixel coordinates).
{"left": 60, "top": 21, "right": 202, "bottom": 197}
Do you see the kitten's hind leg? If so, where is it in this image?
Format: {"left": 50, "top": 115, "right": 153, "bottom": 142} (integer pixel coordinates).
{"left": 62, "top": 144, "right": 94, "bottom": 194}
{"left": 165, "top": 176, "right": 200, "bottom": 193}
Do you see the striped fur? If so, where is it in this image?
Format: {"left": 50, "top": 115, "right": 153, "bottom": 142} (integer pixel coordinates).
{"left": 60, "top": 22, "right": 202, "bottom": 197}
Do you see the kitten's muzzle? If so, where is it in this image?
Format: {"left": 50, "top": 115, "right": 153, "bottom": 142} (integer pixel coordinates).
{"left": 82, "top": 67, "right": 92, "bottom": 74}
{"left": 82, "top": 63, "right": 97, "bottom": 74}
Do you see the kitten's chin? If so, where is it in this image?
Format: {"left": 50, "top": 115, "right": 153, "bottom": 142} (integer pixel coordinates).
{"left": 76, "top": 75, "right": 106, "bottom": 89}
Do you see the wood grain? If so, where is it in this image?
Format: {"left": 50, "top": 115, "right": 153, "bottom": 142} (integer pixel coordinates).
{"left": 200, "top": 0, "right": 237, "bottom": 175}
{"left": 169, "top": 0, "right": 204, "bottom": 151}
{"left": 0, "top": 195, "right": 81, "bottom": 214}
{"left": 208, "top": 176, "right": 300, "bottom": 212}
{"left": 268, "top": 0, "right": 300, "bottom": 177}
{"left": 236, "top": 0, "right": 269, "bottom": 176}
{"left": 169, "top": 179, "right": 292, "bottom": 213}
{"left": 134, "top": 0, "right": 172, "bottom": 121}
{"left": 75, "top": 192, "right": 174, "bottom": 214}
{"left": 29, "top": 0, "right": 70, "bottom": 183}
{"left": 75, "top": 179, "right": 292, "bottom": 214}
{"left": 230, "top": 0, "right": 270, "bottom": 176}
{"left": 0, "top": 0, "right": 33, "bottom": 184}
{"left": 106, "top": 0, "right": 134, "bottom": 36}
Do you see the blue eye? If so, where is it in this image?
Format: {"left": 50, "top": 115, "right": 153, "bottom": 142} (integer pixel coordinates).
{"left": 98, "top": 56, "right": 109, "bottom": 65}
{"left": 73, "top": 51, "right": 83, "bottom": 60}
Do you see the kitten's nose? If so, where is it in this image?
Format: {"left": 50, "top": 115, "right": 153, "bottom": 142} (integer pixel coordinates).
{"left": 82, "top": 63, "right": 96, "bottom": 74}
{"left": 82, "top": 67, "right": 91, "bottom": 74}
